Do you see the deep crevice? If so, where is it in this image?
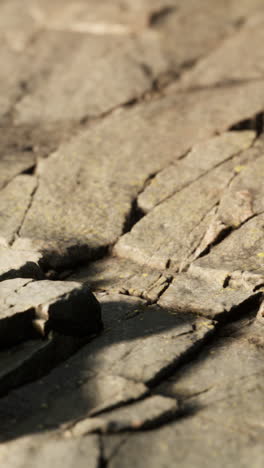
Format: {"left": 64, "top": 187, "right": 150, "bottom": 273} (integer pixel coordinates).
{"left": 122, "top": 199, "right": 145, "bottom": 235}
{"left": 149, "top": 6, "right": 177, "bottom": 27}
{"left": 229, "top": 112, "right": 264, "bottom": 136}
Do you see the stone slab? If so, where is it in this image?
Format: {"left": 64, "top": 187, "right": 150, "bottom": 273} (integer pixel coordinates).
{"left": 69, "top": 256, "right": 172, "bottom": 303}
{"left": 0, "top": 278, "right": 102, "bottom": 348}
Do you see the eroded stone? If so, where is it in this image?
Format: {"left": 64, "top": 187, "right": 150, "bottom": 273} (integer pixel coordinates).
{"left": 69, "top": 256, "right": 171, "bottom": 302}
{"left": 192, "top": 213, "right": 264, "bottom": 277}
{"left": 158, "top": 272, "right": 262, "bottom": 321}
{"left": 138, "top": 131, "right": 255, "bottom": 212}
{"left": 0, "top": 278, "right": 102, "bottom": 348}
{"left": 0, "top": 294, "right": 214, "bottom": 438}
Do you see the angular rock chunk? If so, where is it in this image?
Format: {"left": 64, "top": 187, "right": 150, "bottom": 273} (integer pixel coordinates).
{"left": 71, "top": 395, "right": 179, "bottom": 435}
{"left": 192, "top": 213, "right": 264, "bottom": 277}
{"left": 138, "top": 131, "right": 255, "bottom": 212}
{"left": 0, "top": 175, "right": 37, "bottom": 245}
{"left": 15, "top": 80, "right": 264, "bottom": 267}
{"left": 0, "top": 279, "right": 102, "bottom": 348}
{"left": 0, "top": 433, "right": 100, "bottom": 468}
{"left": 115, "top": 159, "right": 240, "bottom": 270}
{"left": 0, "top": 246, "right": 43, "bottom": 281}
{"left": 0, "top": 295, "right": 214, "bottom": 437}
{"left": 159, "top": 272, "right": 261, "bottom": 321}
{"left": 69, "top": 256, "right": 171, "bottom": 303}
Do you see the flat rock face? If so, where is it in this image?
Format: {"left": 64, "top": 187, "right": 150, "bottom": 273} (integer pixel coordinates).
{"left": 106, "top": 317, "right": 264, "bottom": 468}
{"left": 0, "top": 433, "right": 100, "bottom": 468}
{"left": 1, "top": 2, "right": 264, "bottom": 467}
{"left": 0, "top": 175, "right": 37, "bottom": 246}
{"left": 158, "top": 272, "right": 262, "bottom": 320}
{"left": 138, "top": 131, "right": 255, "bottom": 212}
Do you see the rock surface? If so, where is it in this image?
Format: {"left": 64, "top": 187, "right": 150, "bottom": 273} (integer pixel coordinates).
{"left": 69, "top": 256, "right": 172, "bottom": 302}
{"left": 1, "top": 2, "right": 264, "bottom": 467}
{"left": 0, "top": 279, "right": 102, "bottom": 347}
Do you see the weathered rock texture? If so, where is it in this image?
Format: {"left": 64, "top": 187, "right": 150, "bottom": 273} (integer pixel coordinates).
{"left": 1, "top": 1, "right": 264, "bottom": 467}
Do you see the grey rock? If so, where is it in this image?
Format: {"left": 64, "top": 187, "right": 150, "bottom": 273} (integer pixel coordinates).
{"left": 192, "top": 213, "right": 264, "bottom": 277}
{"left": 15, "top": 79, "right": 264, "bottom": 267}
{"left": 0, "top": 278, "right": 102, "bottom": 348}
{"left": 0, "top": 294, "right": 214, "bottom": 437}
{"left": 158, "top": 272, "right": 261, "bottom": 320}
{"left": 181, "top": 13, "right": 264, "bottom": 89}
{"left": 13, "top": 0, "right": 263, "bottom": 125}
{"left": 138, "top": 131, "right": 255, "bottom": 212}
{"left": 0, "top": 333, "right": 86, "bottom": 397}
{"left": 0, "top": 153, "right": 35, "bottom": 191}
{"left": 0, "top": 175, "right": 37, "bottom": 245}
{"left": 107, "top": 317, "right": 264, "bottom": 468}
{"left": 107, "top": 390, "right": 264, "bottom": 468}
{"left": 86, "top": 295, "right": 215, "bottom": 385}
{"left": 14, "top": 31, "right": 164, "bottom": 124}
{"left": 69, "top": 256, "right": 172, "bottom": 303}
{"left": 0, "top": 246, "right": 43, "bottom": 281}
{"left": 70, "top": 395, "right": 179, "bottom": 435}
{"left": 0, "top": 433, "right": 100, "bottom": 468}
{"left": 115, "top": 159, "right": 240, "bottom": 270}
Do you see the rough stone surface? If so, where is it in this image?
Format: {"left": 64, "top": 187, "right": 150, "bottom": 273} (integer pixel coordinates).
{"left": 181, "top": 13, "right": 264, "bottom": 89}
{"left": 0, "top": 433, "right": 100, "bottom": 468}
{"left": 0, "top": 333, "right": 87, "bottom": 397}
{"left": 158, "top": 272, "right": 262, "bottom": 320}
{"left": 0, "top": 175, "right": 37, "bottom": 246}
{"left": 70, "top": 395, "right": 179, "bottom": 435}
{"left": 12, "top": 90, "right": 264, "bottom": 267}
{"left": 106, "top": 317, "right": 264, "bottom": 468}
{"left": 0, "top": 295, "right": 214, "bottom": 439}
{"left": 138, "top": 131, "right": 255, "bottom": 212}
{"left": 1, "top": 2, "right": 264, "bottom": 467}
{"left": 0, "top": 279, "right": 102, "bottom": 347}
{"left": 0, "top": 246, "right": 43, "bottom": 281}
{"left": 69, "top": 256, "right": 172, "bottom": 302}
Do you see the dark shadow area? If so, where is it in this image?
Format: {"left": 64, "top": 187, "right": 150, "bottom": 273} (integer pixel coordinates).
{"left": 0, "top": 297, "right": 206, "bottom": 443}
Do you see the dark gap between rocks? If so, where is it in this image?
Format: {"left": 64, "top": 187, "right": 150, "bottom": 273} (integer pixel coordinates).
{"left": 149, "top": 6, "right": 177, "bottom": 27}
{"left": 196, "top": 225, "right": 233, "bottom": 259}
{"left": 21, "top": 164, "right": 36, "bottom": 175}
{"left": 122, "top": 199, "right": 145, "bottom": 235}
{"left": 229, "top": 112, "right": 264, "bottom": 136}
